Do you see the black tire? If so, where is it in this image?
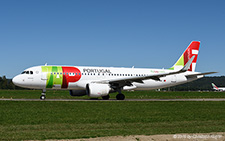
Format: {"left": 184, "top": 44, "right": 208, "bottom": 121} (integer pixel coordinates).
{"left": 102, "top": 95, "right": 110, "bottom": 100}
{"left": 40, "top": 95, "right": 46, "bottom": 100}
{"left": 116, "top": 94, "right": 125, "bottom": 100}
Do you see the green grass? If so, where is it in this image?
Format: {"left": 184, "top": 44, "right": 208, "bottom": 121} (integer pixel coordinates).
{"left": 0, "top": 101, "right": 225, "bottom": 140}
{"left": 0, "top": 90, "right": 225, "bottom": 99}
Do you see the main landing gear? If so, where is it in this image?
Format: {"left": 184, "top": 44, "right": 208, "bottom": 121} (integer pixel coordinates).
{"left": 115, "top": 88, "right": 125, "bottom": 100}
{"left": 116, "top": 93, "right": 125, "bottom": 100}
{"left": 40, "top": 89, "right": 46, "bottom": 100}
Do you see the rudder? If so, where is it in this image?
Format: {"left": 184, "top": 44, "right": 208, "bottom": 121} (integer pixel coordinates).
{"left": 170, "top": 41, "right": 200, "bottom": 72}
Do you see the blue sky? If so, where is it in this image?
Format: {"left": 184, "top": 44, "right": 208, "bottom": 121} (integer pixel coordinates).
{"left": 0, "top": 0, "right": 225, "bottom": 78}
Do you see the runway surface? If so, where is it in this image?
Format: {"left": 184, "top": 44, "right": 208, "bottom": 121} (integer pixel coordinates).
{"left": 1, "top": 98, "right": 225, "bottom": 101}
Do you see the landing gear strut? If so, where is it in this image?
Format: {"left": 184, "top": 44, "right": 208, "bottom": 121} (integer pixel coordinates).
{"left": 115, "top": 88, "right": 125, "bottom": 100}
{"left": 40, "top": 89, "right": 46, "bottom": 100}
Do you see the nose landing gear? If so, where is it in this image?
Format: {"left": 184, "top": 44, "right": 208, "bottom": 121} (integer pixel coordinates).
{"left": 40, "top": 89, "right": 46, "bottom": 100}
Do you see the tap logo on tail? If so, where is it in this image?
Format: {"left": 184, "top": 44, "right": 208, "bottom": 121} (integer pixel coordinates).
{"left": 170, "top": 41, "right": 200, "bottom": 72}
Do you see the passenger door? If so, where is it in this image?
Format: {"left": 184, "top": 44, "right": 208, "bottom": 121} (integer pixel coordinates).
{"left": 41, "top": 72, "right": 48, "bottom": 80}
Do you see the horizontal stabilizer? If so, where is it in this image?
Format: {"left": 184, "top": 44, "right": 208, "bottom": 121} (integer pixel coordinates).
{"left": 185, "top": 72, "right": 217, "bottom": 78}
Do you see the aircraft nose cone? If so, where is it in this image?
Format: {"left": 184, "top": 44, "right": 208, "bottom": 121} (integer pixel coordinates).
{"left": 12, "top": 75, "right": 21, "bottom": 86}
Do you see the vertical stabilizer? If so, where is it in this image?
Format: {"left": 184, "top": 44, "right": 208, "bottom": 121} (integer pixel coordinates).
{"left": 170, "top": 41, "right": 200, "bottom": 72}
{"left": 212, "top": 83, "right": 219, "bottom": 90}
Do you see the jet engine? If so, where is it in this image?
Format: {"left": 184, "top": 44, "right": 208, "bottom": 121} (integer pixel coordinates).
{"left": 69, "top": 90, "right": 87, "bottom": 96}
{"left": 86, "top": 83, "right": 111, "bottom": 97}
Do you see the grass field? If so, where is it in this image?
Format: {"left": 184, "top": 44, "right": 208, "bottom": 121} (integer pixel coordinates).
{"left": 0, "top": 90, "right": 225, "bottom": 99}
{"left": 0, "top": 90, "right": 225, "bottom": 140}
{"left": 0, "top": 100, "right": 225, "bottom": 140}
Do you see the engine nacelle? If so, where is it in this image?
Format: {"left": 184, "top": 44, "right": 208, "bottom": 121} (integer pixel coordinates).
{"left": 69, "top": 90, "right": 86, "bottom": 96}
{"left": 86, "top": 83, "right": 111, "bottom": 97}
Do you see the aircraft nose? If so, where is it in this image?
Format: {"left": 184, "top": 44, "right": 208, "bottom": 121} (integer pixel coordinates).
{"left": 12, "top": 75, "right": 21, "bottom": 86}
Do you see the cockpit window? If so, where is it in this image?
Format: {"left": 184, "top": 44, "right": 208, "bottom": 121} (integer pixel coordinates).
{"left": 21, "top": 70, "right": 34, "bottom": 75}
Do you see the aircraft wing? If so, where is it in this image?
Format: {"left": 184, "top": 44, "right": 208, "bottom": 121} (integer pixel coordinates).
{"left": 94, "top": 56, "right": 197, "bottom": 87}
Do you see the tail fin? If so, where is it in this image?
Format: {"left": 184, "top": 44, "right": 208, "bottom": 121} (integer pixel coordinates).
{"left": 212, "top": 83, "right": 219, "bottom": 90}
{"left": 170, "top": 41, "right": 200, "bottom": 72}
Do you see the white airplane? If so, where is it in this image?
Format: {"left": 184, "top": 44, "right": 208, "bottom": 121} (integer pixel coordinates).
{"left": 212, "top": 83, "right": 225, "bottom": 91}
{"left": 13, "top": 41, "right": 216, "bottom": 100}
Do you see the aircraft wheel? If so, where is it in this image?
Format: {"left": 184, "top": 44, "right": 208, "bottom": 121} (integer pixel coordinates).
{"left": 102, "top": 95, "right": 110, "bottom": 100}
{"left": 116, "top": 94, "right": 125, "bottom": 100}
{"left": 40, "top": 95, "right": 46, "bottom": 100}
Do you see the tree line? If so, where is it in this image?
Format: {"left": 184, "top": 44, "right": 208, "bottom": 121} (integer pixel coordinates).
{"left": 0, "top": 76, "right": 16, "bottom": 89}
{"left": 0, "top": 75, "right": 225, "bottom": 91}
{"left": 170, "top": 76, "right": 225, "bottom": 91}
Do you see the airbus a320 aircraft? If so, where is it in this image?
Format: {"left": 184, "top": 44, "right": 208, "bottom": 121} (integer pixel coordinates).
{"left": 212, "top": 83, "right": 225, "bottom": 91}
{"left": 13, "top": 41, "right": 216, "bottom": 100}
